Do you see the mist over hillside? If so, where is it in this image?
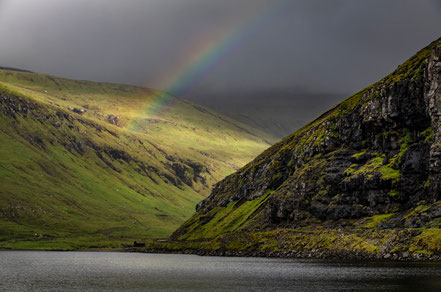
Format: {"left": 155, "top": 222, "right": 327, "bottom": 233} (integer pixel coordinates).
{"left": 186, "top": 89, "right": 344, "bottom": 138}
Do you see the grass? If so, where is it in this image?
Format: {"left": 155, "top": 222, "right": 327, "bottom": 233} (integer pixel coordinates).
{"left": 360, "top": 213, "right": 395, "bottom": 229}
{"left": 0, "top": 69, "right": 275, "bottom": 249}
{"left": 145, "top": 225, "right": 441, "bottom": 259}
{"left": 177, "top": 192, "right": 271, "bottom": 240}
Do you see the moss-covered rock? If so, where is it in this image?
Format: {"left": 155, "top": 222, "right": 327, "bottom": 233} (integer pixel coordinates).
{"left": 165, "top": 37, "right": 441, "bottom": 260}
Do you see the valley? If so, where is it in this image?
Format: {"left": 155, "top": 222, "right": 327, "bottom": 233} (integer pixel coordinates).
{"left": 0, "top": 70, "right": 275, "bottom": 249}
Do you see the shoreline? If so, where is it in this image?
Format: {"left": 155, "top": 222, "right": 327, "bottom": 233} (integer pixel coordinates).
{"left": 2, "top": 245, "right": 440, "bottom": 262}
{"left": 0, "top": 247, "right": 122, "bottom": 252}
{"left": 128, "top": 246, "right": 441, "bottom": 262}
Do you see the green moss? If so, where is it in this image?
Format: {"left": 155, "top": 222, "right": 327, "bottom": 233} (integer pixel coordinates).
{"left": 401, "top": 129, "right": 412, "bottom": 147}
{"left": 344, "top": 164, "right": 359, "bottom": 176}
{"left": 360, "top": 213, "right": 395, "bottom": 229}
{"left": 271, "top": 172, "right": 284, "bottom": 182}
{"left": 404, "top": 204, "right": 430, "bottom": 221}
{"left": 382, "top": 38, "right": 438, "bottom": 85}
{"left": 178, "top": 192, "right": 271, "bottom": 241}
{"left": 422, "top": 126, "right": 433, "bottom": 142}
{"left": 268, "top": 159, "right": 281, "bottom": 170}
{"left": 352, "top": 150, "right": 367, "bottom": 159}
{"left": 292, "top": 156, "right": 327, "bottom": 179}
{"left": 347, "top": 156, "right": 382, "bottom": 180}
{"left": 389, "top": 189, "right": 400, "bottom": 197}
{"left": 424, "top": 176, "right": 431, "bottom": 188}
{"left": 147, "top": 225, "right": 441, "bottom": 259}
{"left": 412, "top": 229, "right": 441, "bottom": 252}
{"left": 379, "top": 165, "right": 400, "bottom": 182}
{"left": 346, "top": 151, "right": 401, "bottom": 183}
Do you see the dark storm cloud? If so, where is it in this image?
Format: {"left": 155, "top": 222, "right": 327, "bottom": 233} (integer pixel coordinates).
{"left": 0, "top": 0, "right": 440, "bottom": 99}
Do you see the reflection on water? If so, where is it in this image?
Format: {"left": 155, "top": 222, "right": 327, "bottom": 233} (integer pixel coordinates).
{"left": 1, "top": 251, "right": 441, "bottom": 291}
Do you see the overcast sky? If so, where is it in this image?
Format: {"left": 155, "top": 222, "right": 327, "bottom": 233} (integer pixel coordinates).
{"left": 0, "top": 0, "right": 440, "bottom": 100}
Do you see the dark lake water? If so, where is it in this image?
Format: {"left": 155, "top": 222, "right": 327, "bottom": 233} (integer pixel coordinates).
{"left": 1, "top": 251, "right": 441, "bottom": 291}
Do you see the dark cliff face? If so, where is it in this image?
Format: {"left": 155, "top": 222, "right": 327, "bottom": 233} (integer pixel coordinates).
{"left": 174, "top": 38, "right": 441, "bottom": 240}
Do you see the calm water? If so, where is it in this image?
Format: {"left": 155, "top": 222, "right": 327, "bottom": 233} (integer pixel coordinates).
{"left": 1, "top": 251, "right": 441, "bottom": 291}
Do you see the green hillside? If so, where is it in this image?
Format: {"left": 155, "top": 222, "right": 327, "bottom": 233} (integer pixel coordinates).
{"left": 0, "top": 69, "right": 275, "bottom": 250}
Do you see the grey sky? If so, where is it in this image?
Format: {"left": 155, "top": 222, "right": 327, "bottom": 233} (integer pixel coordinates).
{"left": 0, "top": 0, "right": 440, "bottom": 99}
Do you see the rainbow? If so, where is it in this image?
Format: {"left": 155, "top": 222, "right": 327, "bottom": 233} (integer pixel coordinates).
{"left": 128, "top": 0, "right": 291, "bottom": 130}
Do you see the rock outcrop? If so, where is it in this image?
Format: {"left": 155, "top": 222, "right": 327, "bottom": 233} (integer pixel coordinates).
{"left": 167, "top": 37, "right": 441, "bottom": 260}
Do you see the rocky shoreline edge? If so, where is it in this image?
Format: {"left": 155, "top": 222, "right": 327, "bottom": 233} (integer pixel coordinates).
{"left": 126, "top": 246, "right": 441, "bottom": 262}
{"left": 125, "top": 226, "right": 441, "bottom": 262}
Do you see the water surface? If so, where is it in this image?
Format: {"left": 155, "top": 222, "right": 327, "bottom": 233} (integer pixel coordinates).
{"left": 1, "top": 251, "right": 441, "bottom": 291}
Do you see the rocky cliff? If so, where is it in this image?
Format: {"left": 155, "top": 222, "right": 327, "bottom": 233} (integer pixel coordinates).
{"left": 159, "top": 38, "right": 441, "bottom": 260}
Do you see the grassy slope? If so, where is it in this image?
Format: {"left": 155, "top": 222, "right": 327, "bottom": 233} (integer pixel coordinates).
{"left": 0, "top": 70, "right": 275, "bottom": 250}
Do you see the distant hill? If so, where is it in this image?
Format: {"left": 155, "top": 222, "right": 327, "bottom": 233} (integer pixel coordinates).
{"left": 0, "top": 66, "right": 33, "bottom": 73}
{"left": 186, "top": 90, "right": 343, "bottom": 138}
{"left": 0, "top": 69, "right": 275, "bottom": 249}
{"left": 161, "top": 37, "right": 441, "bottom": 260}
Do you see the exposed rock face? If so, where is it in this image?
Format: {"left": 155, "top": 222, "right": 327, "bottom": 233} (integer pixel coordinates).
{"left": 105, "top": 114, "right": 121, "bottom": 126}
{"left": 68, "top": 107, "right": 86, "bottom": 114}
{"left": 174, "top": 38, "right": 441, "bottom": 246}
{"left": 169, "top": 161, "right": 208, "bottom": 187}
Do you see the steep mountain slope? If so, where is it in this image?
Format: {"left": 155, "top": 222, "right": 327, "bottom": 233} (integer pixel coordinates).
{"left": 0, "top": 70, "right": 275, "bottom": 249}
{"left": 163, "top": 38, "right": 441, "bottom": 260}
